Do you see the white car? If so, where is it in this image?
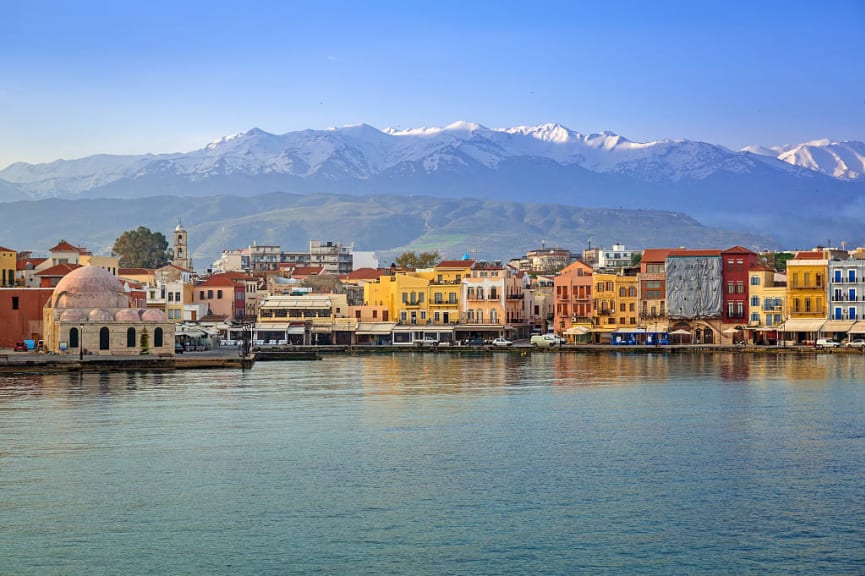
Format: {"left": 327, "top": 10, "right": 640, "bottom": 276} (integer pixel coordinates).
{"left": 816, "top": 338, "right": 840, "bottom": 349}
{"left": 492, "top": 337, "right": 513, "bottom": 347}
{"left": 531, "top": 334, "right": 563, "bottom": 348}
{"left": 845, "top": 338, "right": 865, "bottom": 348}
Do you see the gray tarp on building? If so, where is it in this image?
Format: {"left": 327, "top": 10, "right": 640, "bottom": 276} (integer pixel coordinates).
{"left": 665, "top": 256, "right": 722, "bottom": 318}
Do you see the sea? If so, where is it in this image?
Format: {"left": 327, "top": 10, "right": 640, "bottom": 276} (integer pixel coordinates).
{"left": 1, "top": 352, "right": 863, "bottom": 575}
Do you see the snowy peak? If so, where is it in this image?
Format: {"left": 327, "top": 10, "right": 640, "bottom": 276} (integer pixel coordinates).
{"left": 743, "top": 138, "right": 865, "bottom": 180}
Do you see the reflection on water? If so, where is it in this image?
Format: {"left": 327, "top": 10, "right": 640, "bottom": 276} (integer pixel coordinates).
{"left": 0, "top": 353, "right": 863, "bottom": 575}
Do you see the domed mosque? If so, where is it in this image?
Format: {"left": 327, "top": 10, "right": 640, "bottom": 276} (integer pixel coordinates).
{"left": 43, "top": 265, "right": 175, "bottom": 356}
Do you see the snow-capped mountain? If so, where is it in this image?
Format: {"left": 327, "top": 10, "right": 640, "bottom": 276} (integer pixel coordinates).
{"left": 741, "top": 139, "right": 865, "bottom": 180}
{"left": 4, "top": 121, "right": 846, "bottom": 199}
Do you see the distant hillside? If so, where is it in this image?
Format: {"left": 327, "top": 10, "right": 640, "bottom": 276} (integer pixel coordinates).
{"left": 0, "top": 193, "right": 774, "bottom": 269}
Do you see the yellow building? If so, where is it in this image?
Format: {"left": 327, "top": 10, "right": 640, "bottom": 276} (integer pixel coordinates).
{"left": 79, "top": 254, "right": 120, "bottom": 275}
{"left": 591, "top": 272, "right": 639, "bottom": 343}
{"left": 0, "top": 245, "right": 16, "bottom": 287}
{"left": 784, "top": 252, "right": 828, "bottom": 342}
{"left": 746, "top": 265, "right": 786, "bottom": 343}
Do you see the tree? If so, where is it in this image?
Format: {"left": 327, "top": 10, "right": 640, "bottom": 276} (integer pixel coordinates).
{"left": 395, "top": 250, "right": 442, "bottom": 269}
{"left": 112, "top": 226, "right": 171, "bottom": 268}
{"left": 630, "top": 252, "right": 643, "bottom": 267}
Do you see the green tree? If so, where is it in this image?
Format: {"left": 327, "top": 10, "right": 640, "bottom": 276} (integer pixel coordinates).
{"left": 395, "top": 250, "right": 442, "bottom": 269}
{"left": 630, "top": 252, "right": 643, "bottom": 267}
{"left": 112, "top": 226, "right": 171, "bottom": 268}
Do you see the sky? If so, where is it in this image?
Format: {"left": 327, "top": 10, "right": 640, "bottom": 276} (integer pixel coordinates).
{"left": 1, "top": 0, "right": 863, "bottom": 168}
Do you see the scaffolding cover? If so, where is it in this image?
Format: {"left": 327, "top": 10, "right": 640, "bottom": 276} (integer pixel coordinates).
{"left": 665, "top": 256, "right": 722, "bottom": 318}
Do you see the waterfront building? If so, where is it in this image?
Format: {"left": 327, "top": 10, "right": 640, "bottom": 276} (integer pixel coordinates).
{"left": 459, "top": 262, "right": 528, "bottom": 340}
{"left": 0, "top": 286, "right": 54, "bottom": 347}
{"left": 257, "top": 293, "right": 352, "bottom": 345}
{"left": 591, "top": 271, "right": 639, "bottom": 344}
{"left": 665, "top": 249, "right": 723, "bottom": 344}
{"left": 523, "top": 274, "right": 555, "bottom": 334}
{"left": 720, "top": 246, "right": 761, "bottom": 342}
{"left": 193, "top": 273, "right": 247, "bottom": 321}
{"left": 746, "top": 265, "right": 786, "bottom": 344}
{"left": 42, "top": 265, "right": 174, "bottom": 356}
{"left": 552, "top": 260, "right": 593, "bottom": 338}
{"left": 638, "top": 248, "right": 674, "bottom": 332}
{"left": 0, "top": 245, "right": 17, "bottom": 287}
{"left": 784, "top": 251, "right": 828, "bottom": 343}
{"left": 825, "top": 258, "right": 865, "bottom": 340}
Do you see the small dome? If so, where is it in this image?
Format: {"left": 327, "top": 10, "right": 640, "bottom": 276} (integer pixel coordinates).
{"left": 88, "top": 308, "right": 114, "bottom": 322}
{"left": 141, "top": 309, "right": 166, "bottom": 321}
{"left": 115, "top": 309, "right": 141, "bottom": 322}
{"left": 53, "top": 266, "right": 128, "bottom": 309}
{"left": 59, "top": 309, "right": 88, "bottom": 322}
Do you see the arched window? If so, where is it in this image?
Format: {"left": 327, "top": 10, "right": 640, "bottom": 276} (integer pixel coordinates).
{"left": 127, "top": 327, "right": 136, "bottom": 348}
{"left": 69, "top": 327, "right": 79, "bottom": 348}
{"left": 154, "top": 327, "right": 164, "bottom": 347}
{"left": 99, "top": 327, "right": 110, "bottom": 350}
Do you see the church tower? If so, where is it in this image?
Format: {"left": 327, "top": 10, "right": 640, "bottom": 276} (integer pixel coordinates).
{"left": 172, "top": 221, "right": 192, "bottom": 271}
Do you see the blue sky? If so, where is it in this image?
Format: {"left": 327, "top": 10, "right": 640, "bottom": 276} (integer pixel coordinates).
{"left": 1, "top": 0, "right": 863, "bottom": 168}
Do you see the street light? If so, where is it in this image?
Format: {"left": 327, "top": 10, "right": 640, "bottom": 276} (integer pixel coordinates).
{"left": 79, "top": 323, "right": 84, "bottom": 361}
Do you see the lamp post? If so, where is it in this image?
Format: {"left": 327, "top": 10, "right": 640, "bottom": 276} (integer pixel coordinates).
{"left": 79, "top": 323, "right": 84, "bottom": 361}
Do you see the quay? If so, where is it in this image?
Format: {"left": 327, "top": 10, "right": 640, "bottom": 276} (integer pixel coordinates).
{"left": 1, "top": 343, "right": 861, "bottom": 374}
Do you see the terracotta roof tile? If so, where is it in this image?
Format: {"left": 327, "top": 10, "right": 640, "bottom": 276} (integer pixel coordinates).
{"left": 35, "top": 263, "right": 81, "bottom": 276}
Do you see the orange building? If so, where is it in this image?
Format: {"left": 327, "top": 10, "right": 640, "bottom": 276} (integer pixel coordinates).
{"left": 553, "top": 260, "right": 593, "bottom": 336}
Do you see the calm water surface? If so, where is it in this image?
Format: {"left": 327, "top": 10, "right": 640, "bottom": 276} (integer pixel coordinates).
{"left": 1, "top": 353, "right": 863, "bottom": 575}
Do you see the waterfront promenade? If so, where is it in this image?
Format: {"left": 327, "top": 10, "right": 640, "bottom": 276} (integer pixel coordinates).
{"left": 1, "top": 341, "right": 861, "bottom": 373}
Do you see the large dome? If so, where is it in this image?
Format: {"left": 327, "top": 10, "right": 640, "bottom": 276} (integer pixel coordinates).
{"left": 53, "top": 266, "right": 129, "bottom": 309}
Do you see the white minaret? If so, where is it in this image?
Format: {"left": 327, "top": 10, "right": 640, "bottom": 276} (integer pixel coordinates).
{"left": 172, "top": 221, "right": 192, "bottom": 271}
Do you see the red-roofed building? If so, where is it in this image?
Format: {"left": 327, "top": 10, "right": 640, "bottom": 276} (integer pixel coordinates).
{"left": 36, "top": 263, "right": 81, "bottom": 288}
{"left": 193, "top": 273, "right": 246, "bottom": 320}
{"left": 721, "top": 246, "right": 760, "bottom": 328}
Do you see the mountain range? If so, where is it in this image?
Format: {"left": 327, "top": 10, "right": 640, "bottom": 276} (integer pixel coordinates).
{"left": 1, "top": 122, "right": 863, "bottom": 263}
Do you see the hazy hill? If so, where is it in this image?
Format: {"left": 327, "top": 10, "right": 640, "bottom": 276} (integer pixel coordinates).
{"left": 0, "top": 193, "right": 774, "bottom": 268}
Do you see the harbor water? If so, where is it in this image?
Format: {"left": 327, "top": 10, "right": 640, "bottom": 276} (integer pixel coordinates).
{"left": 1, "top": 352, "right": 863, "bottom": 574}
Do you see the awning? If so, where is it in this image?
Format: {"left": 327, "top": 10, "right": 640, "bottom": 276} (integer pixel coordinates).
{"left": 565, "top": 326, "right": 591, "bottom": 335}
{"left": 255, "top": 322, "right": 289, "bottom": 331}
{"left": 614, "top": 328, "right": 646, "bottom": 333}
{"left": 356, "top": 322, "right": 397, "bottom": 335}
{"left": 781, "top": 319, "right": 825, "bottom": 332}
{"left": 849, "top": 321, "right": 865, "bottom": 334}
{"left": 822, "top": 320, "right": 855, "bottom": 332}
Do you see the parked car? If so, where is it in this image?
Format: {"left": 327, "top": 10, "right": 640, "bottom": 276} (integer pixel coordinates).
{"left": 845, "top": 338, "right": 865, "bottom": 348}
{"left": 419, "top": 337, "right": 439, "bottom": 347}
{"left": 14, "top": 341, "right": 28, "bottom": 351}
{"left": 465, "top": 337, "right": 486, "bottom": 346}
{"left": 816, "top": 338, "right": 840, "bottom": 349}
{"left": 492, "top": 337, "right": 513, "bottom": 347}
{"left": 531, "top": 334, "right": 562, "bottom": 349}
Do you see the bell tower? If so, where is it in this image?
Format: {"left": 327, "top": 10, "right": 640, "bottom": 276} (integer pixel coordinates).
{"left": 172, "top": 221, "right": 192, "bottom": 271}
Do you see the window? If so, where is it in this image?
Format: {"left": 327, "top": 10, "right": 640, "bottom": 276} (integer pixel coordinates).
{"left": 99, "top": 327, "right": 110, "bottom": 350}
{"left": 400, "top": 311, "right": 407, "bottom": 322}
{"left": 69, "top": 327, "right": 79, "bottom": 348}
{"left": 751, "top": 275, "right": 760, "bottom": 286}
{"left": 619, "top": 287, "right": 626, "bottom": 297}
{"left": 420, "top": 311, "right": 426, "bottom": 320}
{"left": 372, "top": 309, "right": 378, "bottom": 319}
{"left": 199, "top": 290, "right": 204, "bottom": 299}
{"left": 620, "top": 303, "right": 626, "bottom": 312}
{"left": 154, "top": 328, "right": 163, "bottom": 347}
{"left": 168, "top": 293, "right": 174, "bottom": 302}
{"left": 727, "top": 259, "right": 734, "bottom": 270}
{"left": 727, "top": 282, "right": 735, "bottom": 294}
{"left": 207, "top": 290, "right": 213, "bottom": 299}
{"left": 849, "top": 270, "right": 857, "bottom": 283}
{"left": 490, "top": 310, "right": 497, "bottom": 324}
{"left": 751, "top": 296, "right": 760, "bottom": 307}
{"left": 850, "top": 307, "right": 857, "bottom": 320}
{"left": 835, "top": 270, "right": 843, "bottom": 282}
{"left": 805, "top": 298, "right": 811, "bottom": 312}
{"left": 737, "top": 301, "right": 743, "bottom": 317}
{"left": 736, "top": 259, "right": 744, "bottom": 272}
{"left": 217, "top": 290, "right": 223, "bottom": 299}
{"left": 434, "top": 312, "right": 440, "bottom": 322}
{"left": 835, "top": 307, "right": 843, "bottom": 320}
{"left": 751, "top": 312, "right": 760, "bottom": 322}
{"left": 402, "top": 292, "right": 408, "bottom": 303}
{"left": 11, "top": 296, "right": 18, "bottom": 310}
{"left": 127, "top": 327, "right": 136, "bottom": 348}
{"left": 629, "top": 303, "right": 635, "bottom": 312}
{"left": 736, "top": 281, "right": 744, "bottom": 293}
{"left": 794, "top": 298, "right": 800, "bottom": 312}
